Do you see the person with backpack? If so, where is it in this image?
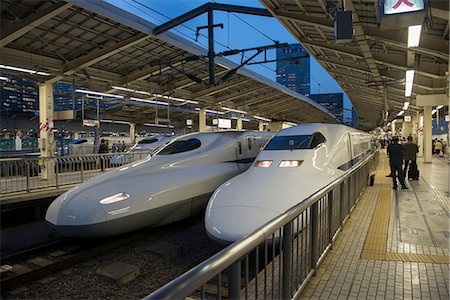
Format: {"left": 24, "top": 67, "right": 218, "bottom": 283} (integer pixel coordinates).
{"left": 403, "top": 136, "right": 419, "bottom": 180}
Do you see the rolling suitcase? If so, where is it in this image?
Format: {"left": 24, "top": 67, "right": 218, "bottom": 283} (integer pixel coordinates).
{"left": 408, "top": 161, "right": 419, "bottom": 180}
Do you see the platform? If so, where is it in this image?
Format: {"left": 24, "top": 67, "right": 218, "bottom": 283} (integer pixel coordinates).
{"left": 302, "top": 152, "right": 449, "bottom": 299}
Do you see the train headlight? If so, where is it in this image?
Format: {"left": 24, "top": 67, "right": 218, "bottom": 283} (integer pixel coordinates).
{"left": 279, "top": 160, "right": 303, "bottom": 168}
{"left": 254, "top": 160, "right": 273, "bottom": 167}
{"left": 100, "top": 192, "right": 130, "bottom": 204}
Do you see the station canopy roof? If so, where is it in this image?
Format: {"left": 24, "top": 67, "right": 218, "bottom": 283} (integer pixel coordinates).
{"left": 260, "top": 0, "right": 449, "bottom": 130}
{"left": 0, "top": 0, "right": 340, "bottom": 129}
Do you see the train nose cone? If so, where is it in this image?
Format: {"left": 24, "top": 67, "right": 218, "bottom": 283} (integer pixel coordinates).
{"left": 205, "top": 206, "right": 279, "bottom": 244}
{"left": 46, "top": 193, "right": 106, "bottom": 227}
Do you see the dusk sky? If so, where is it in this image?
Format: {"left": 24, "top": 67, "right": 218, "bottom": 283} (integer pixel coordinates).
{"left": 106, "top": 0, "right": 353, "bottom": 117}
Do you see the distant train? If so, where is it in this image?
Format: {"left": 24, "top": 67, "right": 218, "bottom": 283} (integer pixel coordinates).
{"left": 45, "top": 131, "right": 273, "bottom": 238}
{"left": 205, "top": 124, "right": 373, "bottom": 244}
{"left": 109, "top": 135, "right": 173, "bottom": 165}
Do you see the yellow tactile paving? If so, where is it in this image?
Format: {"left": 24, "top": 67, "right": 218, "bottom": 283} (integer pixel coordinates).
{"left": 361, "top": 155, "right": 449, "bottom": 264}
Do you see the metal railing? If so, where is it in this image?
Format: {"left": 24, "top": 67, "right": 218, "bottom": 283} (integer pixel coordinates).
{"left": 146, "top": 148, "right": 379, "bottom": 299}
{"left": 0, "top": 151, "right": 153, "bottom": 195}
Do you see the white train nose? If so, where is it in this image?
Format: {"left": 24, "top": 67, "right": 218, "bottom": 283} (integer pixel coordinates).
{"left": 46, "top": 195, "right": 106, "bottom": 227}
{"left": 205, "top": 206, "right": 279, "bottom": 244}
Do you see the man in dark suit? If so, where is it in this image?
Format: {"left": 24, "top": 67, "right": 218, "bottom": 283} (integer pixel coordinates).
{"left": 387, "top": 136, "right": 408, "bottom": 190}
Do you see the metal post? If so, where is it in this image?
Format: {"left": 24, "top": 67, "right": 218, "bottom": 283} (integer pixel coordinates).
{"left": 80, "top": 157, "right": 84, "bottom": 182}
{"left": 228, "top": 261, "right": 241, "bottom": 300}
{"left": 55, "top": 158, "right": 59, "bottom": 188}
{"left": 310, "top": 202, "right": 319, "bottom": 271}
{"left": 25, "top": 160, "right": 30, "bottom": 192}
{"left": 207, "top": 8, "right": 215, "bottom": 86}
{"left": 328, "top": 190, "right": 334, "bottom": 245}
{"left": 282, "top": 222, "right": 293, "bottom": 298}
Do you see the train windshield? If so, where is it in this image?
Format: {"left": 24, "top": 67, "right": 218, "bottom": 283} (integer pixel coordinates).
{"left": 264, "top": 135, "right": 312, "bottom": 150}
{"left": 138, "top": 138, "right": 159, "bottom": 144}
{"left": 157, "top": 138, "right": 201, "bottom": 155}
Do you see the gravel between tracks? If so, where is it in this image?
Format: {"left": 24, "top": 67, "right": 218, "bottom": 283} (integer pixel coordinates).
{"left": 4, "top": 214, "right": 225, "bottom": 299}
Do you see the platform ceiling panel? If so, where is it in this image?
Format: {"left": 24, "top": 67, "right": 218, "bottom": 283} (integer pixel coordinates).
{"left": 260, "top": 0, "right": 449, "bottom": 130}
{"left": 0, "top": 0, "right": 340, "bottom": 126}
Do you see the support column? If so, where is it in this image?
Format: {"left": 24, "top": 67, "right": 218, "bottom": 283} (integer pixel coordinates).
{"left": 401, "top": 120, "right": 412, "bottom": 138}
{"left": 39, "top": 82, "right": 55, "bottom": 180}
{"left": 423, "top": 106, "right": 432, "bottom": 163}
{"left": 236, "top": 114, "right": 243, "bottom": 130}
{"left": 411, "top": 114, "right": 418, "bottom": 141}
{"left": 130, "top": 123, "right": 136, "bottom": 144}
{"left": 258, "top": 121, "right": 264, "bottom": 132}
{"left": 391, "top": 122, "right": 396, "bottom": 136}
{"left": 199, "top": 108, "right": 206, "bottom": 132}
{"left": 418, "top": 113, "right": 424, "bottom": 157}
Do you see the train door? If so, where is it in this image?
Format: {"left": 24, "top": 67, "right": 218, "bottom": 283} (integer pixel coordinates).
{"left": 235, "top": 136, "right": 250, "bottom": 171}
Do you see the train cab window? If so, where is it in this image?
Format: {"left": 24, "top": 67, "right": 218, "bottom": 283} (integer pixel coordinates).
{"left": 138, "top": 138, "right": 158, "bottom": 144}
{"left": 248, "top": 138, "right": 252, "bottom": 151}
{"left": 309, "top": 132, "right": 326, "bottom": 149}
{"left": 157, "top": 138, "right": 201, "bottom": 155}
{"left": 264, "top": 135, "right": 312, "bottom": 150}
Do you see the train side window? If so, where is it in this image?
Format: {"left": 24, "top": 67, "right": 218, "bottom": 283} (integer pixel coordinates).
{"left": 309, "top": 132, "right": 326, "bottom": 149}
{"left": 238, "top": 142, "right": 242, "bottom": 155}
{"left": 157, "top": 138, "right": 201, "bottom": 155}
{"left": 248, "top": 138, "right": 252, "bottom": 151}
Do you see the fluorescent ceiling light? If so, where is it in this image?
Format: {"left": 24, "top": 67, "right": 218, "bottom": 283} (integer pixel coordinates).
{"left": 0, "top": 64, "right": 50, "bottom": 76}
{"left": 436, "top": 105, "right": 443, "bottom": 110}
{"left": 253, "top": 115, "right": 272, "bottom": 122}
{"left": 86, "top": 95, "right": 102, "bottom": 100}
{"left": 112, "top": 86, "right": 151, "bottom": 96}
{"left": 407, "top": 25, "right": 422, "bottom": 48}
{"left": 0, "top": 76, "right": 9, "bottom": 81}
{"left": 392, "top": 119, "right": 396, "bottom": 123}
{"left": 101, "top": 119, "right": 130, "bottom": 125}
{"left": 405, "top": 70, "right": 414, "bottom": 97}
{"left": 130, "top": 97, "right": 168, "bottom": 106}
{"left": 386, "top": 122, "right": 391, "bottom": 126}
{"left": 432, "top": 109, "right": 437, "bottom": 115}
{"left": 221, "top": 107, "right": 247, "bottom": 114}
{"left": 75, "top": 89, "right": 124, "bottom": 99}
{"left": 402, "top": 102, "right": 410, "bottom": 110}
{"left": 144, "top": 123, "right": 174, "bottom": 128}
{"left": 397, "top": 110, "right": 404, "bottom": 116}
{"left": 153, "top": 93, "right": 198, "bottom": 104}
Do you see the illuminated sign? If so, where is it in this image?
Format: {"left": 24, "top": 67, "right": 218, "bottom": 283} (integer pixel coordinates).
{"left": 384, "top": 0, "right": 424, "bottom": 15}
{"left": 218, "top": 118, "right": 231, "bottom": 129}
{"left": 186, "top": 119, "right": 192, "bottom": 126}
{"left": 445, "top": 115, "right": 450, "bottom": 122}
{"left": 83, "top": 119, "right": 99, "bottom": 127}
{"left": 404, "top": 115, "right": 412, "bottom": 122}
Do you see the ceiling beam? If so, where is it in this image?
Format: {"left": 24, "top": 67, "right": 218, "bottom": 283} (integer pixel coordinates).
{"left": 192, "top": 77, "right": 253, "bottom": 98}
{"left": 0, "top": 2, "right": 73, "bottom": 48}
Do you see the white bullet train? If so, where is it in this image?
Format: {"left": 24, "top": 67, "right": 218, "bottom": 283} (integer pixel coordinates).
{"left": 205, "top": 124, "right": 373, "bottom": 244}
{"left": 45, "top": 131, "right": 273, "bottom": 238}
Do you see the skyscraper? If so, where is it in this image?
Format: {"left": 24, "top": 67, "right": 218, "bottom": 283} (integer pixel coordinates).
{"left": 276, "top": 44, "right": 310, "bottom": 96}
{"left": 309, "top": 93, "right": 344, "bottom": 123}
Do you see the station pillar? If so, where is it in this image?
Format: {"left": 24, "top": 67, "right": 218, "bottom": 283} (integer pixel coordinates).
{"left": 391, "top": 122, "right": 396, "bottom": 136}
{"left": 258, "top": 121, "right": 264, "bottom": 132}
{"left": 411, "top": 114, "right": 418, "bottom": 141}
{"left": 236, "top": 115, "right": 243, "bottom": 130}
{"left": 423, "top": 106, "right": 432, "bottom": 163}
{"left": 130, "top": 123, "right": 136, "bottom": 144}
{"left": 39, "top": 82, "right": 56, "bottom": 180}
{"left": 199, "top": 108, "right": 206, "bottom": 132}
{"left": 401, "top": 120, "right": 412, "bottom": 138}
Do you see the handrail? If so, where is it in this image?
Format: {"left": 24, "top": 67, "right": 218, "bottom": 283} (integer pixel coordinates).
{"left": 146, "top": 147, "right": 380, "bottom": 299}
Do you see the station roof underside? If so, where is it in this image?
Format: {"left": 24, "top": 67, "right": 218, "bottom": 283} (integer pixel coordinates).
{"left": 0, "top": 0, "right": 340, "bottom": 130}
{"left": 260, "top": 0, "right": 449, "bottom": 129}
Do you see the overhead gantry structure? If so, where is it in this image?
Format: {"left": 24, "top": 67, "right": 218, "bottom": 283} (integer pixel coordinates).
{"left": 259, "top": 0, "right": 449, "bottom": 130}
{"left": 0, "top": 0, "right": 339, "bottom": 129}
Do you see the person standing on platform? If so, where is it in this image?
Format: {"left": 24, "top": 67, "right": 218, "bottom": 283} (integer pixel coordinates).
{"left": 403, "top": 136, "right": 419, "bottom": 178}
{"left": 386, "top": 138, "right": 394, "bottom": 177}
{"left": 434, "top": 139, "right": 443, "bottom": 156}
{"left": 98, "top": 139, "right": 109, "bottom": 171}
{"left": 387, "top": 137, "right": 408, "bottom": 190}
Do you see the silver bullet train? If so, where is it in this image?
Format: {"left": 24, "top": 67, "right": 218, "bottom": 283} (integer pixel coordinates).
{"left": 205, "top": 124, "right": 373, "bottom": 244}
{"left": 45, "top": 131, "right": 273, "bottom": 238}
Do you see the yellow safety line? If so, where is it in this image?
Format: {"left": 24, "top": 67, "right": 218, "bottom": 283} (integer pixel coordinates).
{"left": 361, "top": 156, "right": 449, "bottom": 264}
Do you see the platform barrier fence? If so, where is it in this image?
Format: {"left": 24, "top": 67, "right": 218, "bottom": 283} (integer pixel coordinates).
{"left": 146, "top": 149, "right": 379, "bottom": 300}
{"left": 0, "top": 151, "right": 153, "bottom": 195}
